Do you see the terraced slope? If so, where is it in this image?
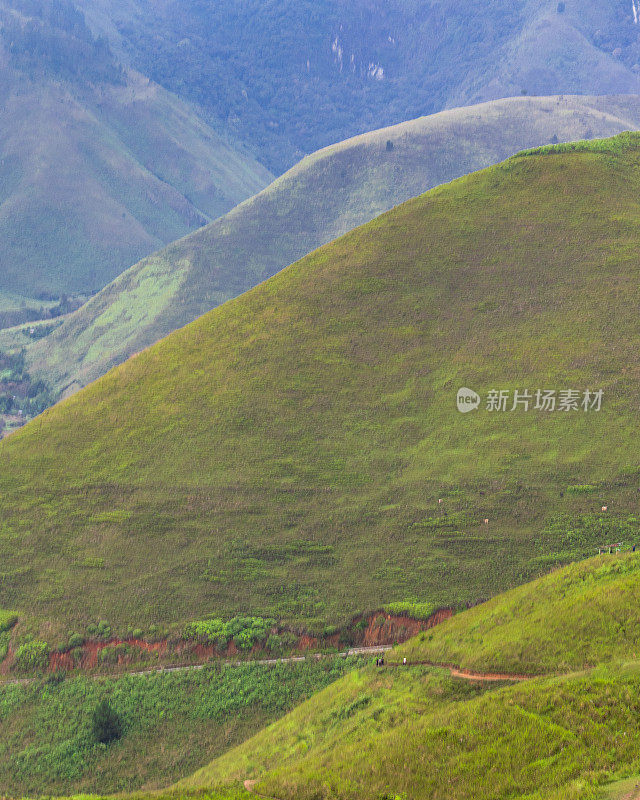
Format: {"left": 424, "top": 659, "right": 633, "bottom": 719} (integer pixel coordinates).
{"left": 23, "top": 94, "right": 640, "bottom": 396}
{"left": 4, "top": 134, "right": 640, "bottom": 638}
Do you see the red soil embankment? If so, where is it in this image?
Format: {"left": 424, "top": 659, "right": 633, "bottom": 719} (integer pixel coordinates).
{"left": 3, "top": 606, "right": 455, "bottom": 675}
{"left": 360, "top": 608, "right": 453, "bottom": 647}
{"left": 49, "top": 638, "right": 169, "bottom": 670}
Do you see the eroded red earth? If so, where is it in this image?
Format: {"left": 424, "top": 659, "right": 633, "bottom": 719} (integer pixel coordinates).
{"left": 2, "top": 608, "right": 453, "bottom": 675}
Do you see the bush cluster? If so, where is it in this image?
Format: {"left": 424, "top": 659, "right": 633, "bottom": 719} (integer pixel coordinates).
{"left": 87, "top": 620, "right": 111, "bottom": 640}
{"left": 183, "top": 616, "right": 276, "bottom": 650}
{"left": 14, "top": 639, "right": 50, "bottom": 671}
{"left": 0, "top": 611, "right": 18, "bottom": 633}
{"left": 384, "top": 601, "right": 436, "bottom": 620}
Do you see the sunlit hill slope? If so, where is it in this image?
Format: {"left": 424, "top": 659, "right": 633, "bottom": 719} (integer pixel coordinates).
{"left": 3, "top": 134, "right": 640, "bottom": 639}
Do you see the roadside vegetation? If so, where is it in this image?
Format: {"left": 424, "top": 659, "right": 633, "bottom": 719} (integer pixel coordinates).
{"left": 0, "top": 657, "right": 361, "bottom": 796}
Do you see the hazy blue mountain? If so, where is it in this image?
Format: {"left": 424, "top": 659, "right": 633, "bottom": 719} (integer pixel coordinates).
{"left": 80, "top": 0, "right": 640, "bottom": 172}
{"left": 19, "top": 94, "right": 640, "bottom": 398}
{"left": 0, "top": 0, "right": 272, "bottom": 299}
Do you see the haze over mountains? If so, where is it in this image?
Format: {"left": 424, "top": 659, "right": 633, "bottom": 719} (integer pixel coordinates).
{"left": 0, "top": 0, "right": 272, "bottom": 301}
{"left": 79, "top": 0, "right": 640, "bottom": 171}
{"left": 19, "top": 94, "right": 640, "bottom": 398}
{"left": 3, "top": 0, "right": 640, "bottom": 310}
{"left": 4, "top": 2, "right": 640, "bottom": 797}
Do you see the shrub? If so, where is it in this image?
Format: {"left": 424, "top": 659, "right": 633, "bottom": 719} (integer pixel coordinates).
{"left": 0, "top": 612, "right": 18, "bottom": 633}
{"left": 87, "top": 620, "right": 111, "bottom": 640}
{"left": 67, "top": 633, "right": 84, "bottom": 649}
{"left": 91, "top": 699, "right": 122, "bottom": 744}
{"left": 566, "top": 484, "right": 597, "bottom": 495}
{"left": 14, "top": 639, "right": 50, "bottom": 671}
{"left": 384, "top": 601, "right": 436, "bottom": 620}
{"left": 183, "top": 616, "right": 275, "bottom": 651}
{"left": 98, "top": 644, "right": 130, "bottom": 665}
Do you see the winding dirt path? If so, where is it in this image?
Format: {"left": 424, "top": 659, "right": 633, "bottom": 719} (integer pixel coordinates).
{"left": 383, "top": 658, "right": 540, "bottom": 682}
{"left": 448, "top": 666, "right": 537, "bottom": 682}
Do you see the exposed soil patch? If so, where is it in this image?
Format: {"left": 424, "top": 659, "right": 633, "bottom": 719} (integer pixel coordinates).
{"left": 2, "top": 607, "right": 454, "bottom": 677}
{"left": 360, "top": 609, "right": 453, "bottom": 646}
{"left": 449, "top": 666, "right": 536, "bottom": 682}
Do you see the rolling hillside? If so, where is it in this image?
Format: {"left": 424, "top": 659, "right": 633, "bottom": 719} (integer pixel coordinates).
{"left": 81, "top": 0, "right": 640, "bottom": 172}
{"left": 2, "top": 134, "right": 640, "bottom": 641}
{"left": 391, "top": 551, "right": 640, "bottom": 675}
{"left": 22, "top": 94, "right": 640, "bottom": 397}
{"left": 0, "top": 0, "right": 272, "bottom": 300}
{"left": 181, "top": 662, "right": 640, "bottom": 800}
{"left": 180, "top": 556, "right": 640, "bottom": 800}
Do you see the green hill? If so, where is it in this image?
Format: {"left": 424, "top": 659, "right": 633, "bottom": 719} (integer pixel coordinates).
{"left": 180, "top": 551, "right": 640, "bottom": 800}
{"left": 180, "top": 661, "right": 640, "bottom": 800}
{"left": 21, "top": 94, "right": 640, "bottom": 397}
{"left": 0, "top": 0, "right": 272, "bottom": 300}
{"left": 391, "top": 551, "right": 640, "bottom": 675}
{"left": 16, "top": 557, "right": 640, "bottom": 800}
{"left": 5, "top": 133, "right": 640, "bottom": 641}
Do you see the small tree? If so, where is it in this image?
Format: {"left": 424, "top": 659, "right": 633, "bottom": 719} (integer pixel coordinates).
{"left": 91, "top": 700, "right": 122, "bottom": 744}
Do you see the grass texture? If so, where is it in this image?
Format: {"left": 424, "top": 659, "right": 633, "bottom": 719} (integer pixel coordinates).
{"left": 5, "top": 134, "right": 640, "bottom": 639}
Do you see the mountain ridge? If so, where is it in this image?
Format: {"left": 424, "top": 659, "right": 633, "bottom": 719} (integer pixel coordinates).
{"left": 0, "top": 0, "right": 272, "bottom": 298}
{"left": 20, "top": 93, "right": 640, "bottom": 398}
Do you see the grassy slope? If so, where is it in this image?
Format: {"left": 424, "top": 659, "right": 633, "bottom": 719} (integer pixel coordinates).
{"left": 181, "top": 549, "right": 640, "bottom": 800}
{"left": 6, "top": 134, "right": 640, "bottom": 637}
{"left": 0, "top": 658, "right": 357, "bottom": 796}
{"left": 180, "top": 662, "right": 640, "bottom": 800}
{"left": 391, "top": 552, "right": 640, "bottom": 674}
{"left": 0, "top": 65, "right": 271, "bottom": 298}
{"left": 23, "top": 94, "right": 640, "bottom": 396}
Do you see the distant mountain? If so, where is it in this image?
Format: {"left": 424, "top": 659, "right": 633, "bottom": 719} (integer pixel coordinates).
{"left": 4, "top": 133, "right": 640, "bottom": 636}
{"left": 21, "top": 94, "right": 640, "bottom": 398}
{"left": 79, "top": 0, "right": 640, "bottom": 172}
{"left": 0, "top": 0, "right": 272, "bottom": 298}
